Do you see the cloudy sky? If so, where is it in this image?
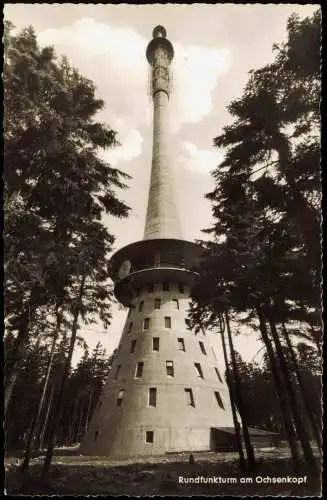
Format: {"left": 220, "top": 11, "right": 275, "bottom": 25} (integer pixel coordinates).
{"left": 5, "top": 3, "right": 317, "bottom": 365}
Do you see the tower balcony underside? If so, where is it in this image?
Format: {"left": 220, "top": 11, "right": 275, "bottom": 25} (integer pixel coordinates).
{"left": 115, "top": 267, "right": 197, "bottom": 306}
{"left": 109, "top": 239, "right": 204, "bottom": 307}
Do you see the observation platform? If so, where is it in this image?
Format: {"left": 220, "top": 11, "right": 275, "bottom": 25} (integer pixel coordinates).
{"left": 108, "top": 238, "right": 204, "bottom": 307}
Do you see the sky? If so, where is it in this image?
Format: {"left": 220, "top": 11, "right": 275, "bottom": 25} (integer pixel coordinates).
{"left": 5, "top": 3, "right": 317, "bottom": 366}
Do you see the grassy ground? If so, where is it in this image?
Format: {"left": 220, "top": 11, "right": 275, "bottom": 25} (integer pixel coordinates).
{"left": 4, "top": 446, "right": 322, "bottom": 496}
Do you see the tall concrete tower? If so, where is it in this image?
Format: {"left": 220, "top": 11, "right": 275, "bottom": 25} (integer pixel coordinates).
{"left": 80, "top": 26, "right": 235, "bottom": 458}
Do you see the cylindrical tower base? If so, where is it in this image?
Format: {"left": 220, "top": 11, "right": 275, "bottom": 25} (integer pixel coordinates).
{"left": 80, "top": 280, "right": 234, "bottom": 458}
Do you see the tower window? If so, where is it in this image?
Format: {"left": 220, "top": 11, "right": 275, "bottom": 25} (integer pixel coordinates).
{"left": 194, "top": 363, "right": 204, "bottom": 379}
{"left": 149, "top": 388, "right": 157, "bottom": 407}
{"left": 136, "top": 288, "right": 141, "bottom": 297}
{"left": 173, "top": 299, "right": 179, "bottom": 310}
{"left": 153, "top": 337, "right": 160, "bottom": 351}
{"left": 177, "top": 338, "right": 185, "bottom": 351}
{"left": 162, "top": 282, "right": 169, "bottom": 291}
{"left": 128, "top": 322, "right": 133, "bottom": 333}
{"left": 215, "top": 367, "right": 223, "bottom": 383}
{"left": 117, "top": 389, "right": 125, "bottom": 406}
{"left": 214, "top": 391, "right": 225, "bottom": 410}
{"left": 148, "top": 283, "right": 154, "bottom": 293}
{"left": 130, "top": 340, "right": 137, "bottom": 353}
{"left": 139, "top": 301, "right": 144, "bottom": 312}
{"left": 145, "top": 431, "right": 154, "bottom": 443}
{"left": 185, "top": 388, "right": 195, "bottom": 407}
{"left": 114, "top": 364, "right": 121, "bottom": 379}
{"left": 135, "top": 361, "right": 144, "bottom": 378}
{"left": 166, "top": 360, "right": 174, "bottom": 377}
{"left": 178, "top": 284, "right": 185, "bottom": 294}
{"left": 155, "top": 298, "right": 161, "bottom": 309}
{"left": 94, "top": 431, "right": 99, "bottom": 442}
{"left": 199, "top": 341, "right": 207, "bottom": 355}
{"left": 165, "top": 316, "right": 171, "bottom": 328}
{"left": 144, "top": 318, "right": 150, "bottom": 330}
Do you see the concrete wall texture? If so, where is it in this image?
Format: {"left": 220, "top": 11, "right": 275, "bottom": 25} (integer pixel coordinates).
{"left": 143, "top": 89, "right": 182, "bottom": 240}
{"left": 80, "top": 283, "right": 235, "bottom": 458}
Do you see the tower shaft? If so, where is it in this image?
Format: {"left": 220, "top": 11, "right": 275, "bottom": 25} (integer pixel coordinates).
{"left": 144, "top": 90, "right": 182, "bottom": 239}
{"left": 144, "top": 25, "right": 182, "bottom": 240}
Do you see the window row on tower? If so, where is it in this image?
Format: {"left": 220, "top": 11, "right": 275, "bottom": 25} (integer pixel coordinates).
{"left": 128, "top": 316, "right": 196, "bottom": 333}
{"left": 136, "top": 297, "right": 180, "bottom": 313}
{"left": 129, "top": 336, "right": 184, "bottom": 353}
{"left": 127, "top": 337, "right": 209, "bottom": 357}
{"left": 128, "top": 298, "right": 181, "bottom": 321}
{"left": 114, "top": 387, "right": 225, "bottom": 410}
{"left": 93, "top": 428, "right": 157, "bottom": 445}
{"left": 134, "top": 283, "right": 185, "bottom": 296}
{"left": 128, "top": 315, "right": 175, "bottom": 332}
{"left": 112, "top": 360, "right": 223, "bottom": 383}
{"left": 133, "top": 360, "right": 223, "bottom": 381}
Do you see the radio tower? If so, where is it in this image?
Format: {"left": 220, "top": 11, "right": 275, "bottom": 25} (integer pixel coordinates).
{"left": 80, "top": 26, "right": 235, "bottom": 458}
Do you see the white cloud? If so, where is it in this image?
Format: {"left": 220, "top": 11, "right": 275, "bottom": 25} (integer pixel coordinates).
{"left": 37, "top": 18, "right": 232, "bottom": 151}
{"left": 178, "top": 141, "right": 224, "bottom": 175}
{"left": 171, "top": 44, "right": 232, "bottom": 132}
{"left": 100, "top": 128, "right": 144, "bottom": 166}
{"left": 38, "top": 18, "right": 149, "bottom": 126}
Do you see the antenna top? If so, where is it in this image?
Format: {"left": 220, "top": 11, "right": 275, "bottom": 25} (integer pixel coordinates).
{"left": 153, "top": 25, "right": 167, "bottom": 39}
{"left": 146, "top": 25, "right": 174, "bottom": 65}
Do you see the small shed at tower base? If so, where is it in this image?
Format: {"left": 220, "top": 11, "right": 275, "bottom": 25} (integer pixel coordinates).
{"left": 210, "top": 427, "right": 280, "bottom": 451}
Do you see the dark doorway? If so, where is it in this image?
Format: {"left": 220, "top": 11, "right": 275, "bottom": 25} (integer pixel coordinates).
{"left": 210, "top": 427, "right": 235, "bottom": 451}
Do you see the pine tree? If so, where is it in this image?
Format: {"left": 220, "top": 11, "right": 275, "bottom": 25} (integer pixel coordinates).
{"left": 4, "top": 22, "right": 131, "bottom": 411}
{"left": 189, "top": 10, "right": 321, "bottom": 474}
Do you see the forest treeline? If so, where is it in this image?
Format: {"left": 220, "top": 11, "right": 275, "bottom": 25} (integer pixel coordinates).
{"left": 4, "top": 20, "right": 129, "bottom": 472}
{"left": 188, "top": 10, "right": 321, "bottom": 473}
{"left": 4, "top": 9, "right": 321, "bottom": 476}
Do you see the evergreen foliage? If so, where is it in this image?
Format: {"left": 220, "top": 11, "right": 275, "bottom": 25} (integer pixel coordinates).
{"left": 4, "top": 21, "right": 130, "bottom": 471}
{"left": 188, "top": 10, "right": 321, "bottom": 473}
{"left": 4, "top": 21, "right": 130, "bottom": 405}
{"left": 226, "top": 345, "right": 321, "bottom": 437}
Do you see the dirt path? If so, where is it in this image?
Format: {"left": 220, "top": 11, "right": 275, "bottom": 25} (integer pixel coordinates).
{"left": 5, "top": 447, "right": 322, "bottom": 496}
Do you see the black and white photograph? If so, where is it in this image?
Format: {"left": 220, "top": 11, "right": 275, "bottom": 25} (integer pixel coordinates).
{"left": 3, "top": 2, "right": 322, "bottom": 496}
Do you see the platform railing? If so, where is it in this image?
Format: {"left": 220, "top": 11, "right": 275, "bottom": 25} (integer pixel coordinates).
{"left": 128, "top": 261, "right": 189, "bottom": 274}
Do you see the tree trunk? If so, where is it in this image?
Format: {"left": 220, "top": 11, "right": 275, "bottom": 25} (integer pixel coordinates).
{"left": 70, "top": 396, "right": 80, "bottom": 446}
{"left": 4, "top": 364, "right": 21, "bottom": 416}
{"left": 225, "top": 311, "right": 256, "bottom": 470}
{"left": 77, "top": 399, "right": 86, "bottom": 442}
{"left": 281, "top": 322, "right": 322, "bottom": 453}
{"left": 21, "top": 311, "right": 62, "bottom": 470}
{"left": 84, "top": 345, "right": 100, "bottom": 434}
{"left": 267, "top": 315, "right": 318, "bottom": 473}
{"left": 255, "top": 305, "right": 302, "bottom": 472}
{"left": 5, "top": 306, "right": 37, "bottom": 413}
{"left": 218, "top": 314, "right": 246, "bottom": 472}
{"left": 84, "top": 388, "right": 93, "bottom": 435}
{"left": 39, "top": 358, "right": 66, "bottom": 452}
{"left": 43, "top": 275, "right": 86, "bottom": 475}
{"left": 39, "top": 385, "right": 55, "bottom": 450}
